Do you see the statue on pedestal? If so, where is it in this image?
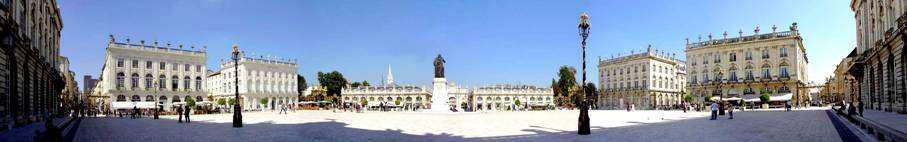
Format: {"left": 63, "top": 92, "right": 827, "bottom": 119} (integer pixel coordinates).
{"left": 434, "top": 54, "right": 445, "bottom": 78}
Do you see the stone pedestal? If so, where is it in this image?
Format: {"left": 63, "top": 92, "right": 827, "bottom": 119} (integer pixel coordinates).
{"left": 430, "top": 78, "right": 450, "bottom": 112}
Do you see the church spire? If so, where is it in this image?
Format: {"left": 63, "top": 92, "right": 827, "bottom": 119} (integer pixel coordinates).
{"left": 386, "top": 64, "right": 395, "bottom": 86}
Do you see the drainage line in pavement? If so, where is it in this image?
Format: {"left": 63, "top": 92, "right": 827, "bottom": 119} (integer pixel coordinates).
{"left": 62, "top": 118, "right": 82, "bottom": 142}
{"left": 826, "top": 110, "right": 861, "bottom": 142}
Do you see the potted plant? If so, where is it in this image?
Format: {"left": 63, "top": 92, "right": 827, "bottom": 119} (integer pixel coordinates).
{"left": 760, "top": 94, "right": 771, "bottom": 109}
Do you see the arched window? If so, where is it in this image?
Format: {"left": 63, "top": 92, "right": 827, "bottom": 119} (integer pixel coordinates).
{"left": 158, "top": 75, "right": 166, "bottom": 90}
{"left": 728, "top": 66, "right": 738, "bottom": 82}
{"left": 171, "top": 76, "right": 179, "bottom": 91}
{"left": 196, "top": 96, "right": 203, "bottom": 102}
{"left": 172, "top": 96, "right": 182, "bottom": 102}
{"left": 131, "top": 95, "right": 141, "bottom": 102}
{"left": 779, "top": 62, "right": 790, "bottom": 78}
{"left": 116, "top": 95, "right": 126, "bottom": 102}
{"left": 159, "top": 96, "right": 168, "bottom": 103}
{"left": 116, "top": 73, "right": 125, "bottom": 89}
{"left": 761, "top": 64, "right": 772, "bottom": 79}
{"left": 130, "top": 73, "right": 140, "bottom": 89}
{"left": 146, "top": 95, "right": 155, "bottom": 102}
{"left": 195, "top": 77, "right": 203, "bottom": 91}
{"left": 183, "top": 76, "right": 191, "bottom": 91}
{"left": 144, "top": 74, "right": 153, "bottom": 89}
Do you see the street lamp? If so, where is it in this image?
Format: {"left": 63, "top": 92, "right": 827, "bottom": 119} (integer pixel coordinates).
{"left": 577, "top": 12, "right": 591, "bottom": 135}
{"left": 232, "top": 44, "right": 243, "bottom": 128}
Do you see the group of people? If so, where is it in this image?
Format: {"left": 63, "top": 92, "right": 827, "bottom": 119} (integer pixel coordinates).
{"left": 709, "top": 102, "right": 735, "bottom": 120}
{"left": 177, "top": 105, "right": 192, "bottom": 123}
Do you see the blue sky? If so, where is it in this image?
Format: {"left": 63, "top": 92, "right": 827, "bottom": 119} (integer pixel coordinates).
{"left": 60, "top": 0, "right": 854, "bottom": 89}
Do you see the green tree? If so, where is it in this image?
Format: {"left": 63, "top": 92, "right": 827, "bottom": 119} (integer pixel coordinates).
{"left": 514, "top": 99, "right": 521, "bottom": 106}
{"left": 351, "top": 82, "right": 362, "bottom": 88}
{"left": 186, "top": 97, "right": 196, "bottom": 107}
{"left": 361, "top": 80, "right": 370, "bottom": 87}
{"left": 760, "top": 94, "right": 771, "bottom": 104}
{"left": 704, "top": 95, "right": 714, "bottom": 103}
{"left": 228, "top": 98, "right": 237, "bottom": 105}
{"left": 683, "top": 94, "right": 694, "bottom": 103}
{"left": 394, "top": 99, "right": 401, "bottom": 106}
{"left": 216, "top": 98, "right": 226, "bottom": 106}
{"left": 318, "top": 71, "right": 348, "bottom": 102}
{"left": 554, "top": 66, "right": 577, "bottom": 107}
{"left": 361, "top": 99, "right": 368, "bottom": 106}
{"left": 260, "top": 98, "right": 269, "bottom": 106}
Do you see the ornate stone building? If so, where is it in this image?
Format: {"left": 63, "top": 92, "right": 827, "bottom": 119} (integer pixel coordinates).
{"left": 0, "top": 0, "right": 64, "bottom": 129}
{"left": 58, "top": 56, "right": 79, "bottom": 116}
{"left": 94, "top": 36, "right": 208, "bottom": 112}
{"left": 849, "top": 0, "right": 906, "bottom": 113}
{"left": 341, "top": 66, "right": 433, "bottom": 110}
{"left": 685, "top": 24, "right": 809, "bottom": 108}
{"left": 207, "top": 47, "right": 298, "bottom": 111}
{"left": 598, "top": 45, "right": 686, "bottom": 110}
{"left": 471, "top": 84, "right": 553, "bottom": 111}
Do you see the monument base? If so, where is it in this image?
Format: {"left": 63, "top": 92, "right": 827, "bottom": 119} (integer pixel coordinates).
{"left": 429, "top": 78, "right": 451, "bottom": 112}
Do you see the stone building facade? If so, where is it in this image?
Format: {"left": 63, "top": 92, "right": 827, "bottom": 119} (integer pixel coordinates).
{"left": 471, "top": 84, "right": 553, "bottom": 111}
{"left": 849, "top": 0, "right": 906, "bottom": 113}
{"left": 94, "top": 36, "right": 208, "bottom": 112}
{"left": 207, "top": 47, "right": 298, "bottom": 111}
{"left": 598, "top": 45, "right": 686, "bottom": 110}
{"left": 0, "top": 0, "right": 64, "bottom": 129}
{"left": 685, "top": 24, "right": 809, "bottom": 108}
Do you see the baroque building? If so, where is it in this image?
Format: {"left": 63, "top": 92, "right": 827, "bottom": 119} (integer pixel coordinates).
{"left": 685, "top": 24, "right": 809, "bottom": 108}
{"left": 471, "top": 84, "right": 554, "bottom": 111}
{"left": 849, "top": 0, "right": 906, "bottom": 113}
{"left": 94, "top": 36, "right": 208, "bottom": 112}
{"left": 207, "top": 46, "right": 298, "bottom": 111}
{"left": 341, "top": 66, "right": 432, "bottom": 110}
{"left": 0, "top": 0, "right": 64, "bottom": 129}
{"left": 598, "top": 45, "right": 686, "bottom": 110}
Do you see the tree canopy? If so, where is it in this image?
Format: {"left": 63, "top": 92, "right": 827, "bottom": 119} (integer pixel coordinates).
{"left": 317, "top": 71, "right": 348, "bottom": 100}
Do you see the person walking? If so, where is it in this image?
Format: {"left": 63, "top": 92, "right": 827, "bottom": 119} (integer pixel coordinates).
{"left": 184, "top": 105, "right": 191, "bottom": 123}
{"left": 728, "top": 105, "right": 734, "bottom": 119}
{"left": 177, "top": 106, "right": 183, "bottom": 123}
{"left": 131, "top": 106, "right": 138, "bottom": 119}
{"left": 710, "top": 102, "right": 718, "bottom": 120}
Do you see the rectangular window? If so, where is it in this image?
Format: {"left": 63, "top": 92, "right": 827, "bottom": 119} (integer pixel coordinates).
{"left": 714, "top": 54, "right": 721, "bottom": 63}
{"left": 762, "top": 49, "right": 770, "bottom": 59}
{"left": 117, "top": 58, "right": 124, "bottom": 67}
{"left": 780, "top": 48, "right": 788, "bottom": 57}
{"left": 172, "top": 63, "right": 178, "bottom": 71}
{"left": 762, "top": 68, "right": 771, "bottom": 79}
{"left": 780, "top": 67, "right": 789, "bottom": 77}
{"left": 145, "top": 61, "right": 152, "bottom": 69}
{"left": 729, "top": 53, "right": 736, "bottom": 62}
{"left": 160, "top": 62, "right": 166, "bottom": 70}
{"left": 196, "top": 65, "right": 202, "bottom": 72}
{"left": 131, "top": 60, "right": 139, "bottom": 68}
{"left": 745, "top": 51, "right": 753, "bottom": 60}
{"left": 184, "top": 64, "right": 190, "bottom": 71}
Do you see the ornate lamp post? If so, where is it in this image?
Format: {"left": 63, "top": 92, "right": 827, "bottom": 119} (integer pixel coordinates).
{"left": 577, "top": 12, "right": 592, "bottom": 135}
{"left": 232, "top": 44, "right": 243, "bottom": 128}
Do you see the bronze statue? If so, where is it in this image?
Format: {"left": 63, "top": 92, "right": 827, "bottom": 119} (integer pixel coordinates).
{"left": 433, "top": 54, "right": 445, "bottom": 78}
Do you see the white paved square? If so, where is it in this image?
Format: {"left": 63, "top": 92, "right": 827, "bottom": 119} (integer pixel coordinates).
{"left": 74, "top": 108, "right": 844, "bottom": 142}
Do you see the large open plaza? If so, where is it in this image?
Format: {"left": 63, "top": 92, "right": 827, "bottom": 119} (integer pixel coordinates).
{"left": 48, "top": 108, "right": 851, "bottom": 142}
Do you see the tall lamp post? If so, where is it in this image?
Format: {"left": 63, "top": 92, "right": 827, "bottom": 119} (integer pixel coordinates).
{"left": 232, "top": 44, "right": 243, "bottom": 128}
{"left": 577, "top": 12, "right": 592, "bottom": 135}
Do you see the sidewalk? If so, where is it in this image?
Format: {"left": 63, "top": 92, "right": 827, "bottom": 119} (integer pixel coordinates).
{"left": 0, "top": 117, "right": 71, "bottom": 141}
{"left": 860, "top": 110, "right": 907, "bottom": 135}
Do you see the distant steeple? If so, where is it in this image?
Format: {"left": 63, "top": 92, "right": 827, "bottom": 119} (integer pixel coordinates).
{"left": 386, "top": 64, "right": 395, "bottom": 86}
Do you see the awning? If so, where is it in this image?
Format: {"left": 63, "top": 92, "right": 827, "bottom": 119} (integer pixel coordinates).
{"left": 741, "top": 93, "right": 793, "bottom": 102}
{"left": 111, "top": 102, "right": 156, "bottom": 109}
